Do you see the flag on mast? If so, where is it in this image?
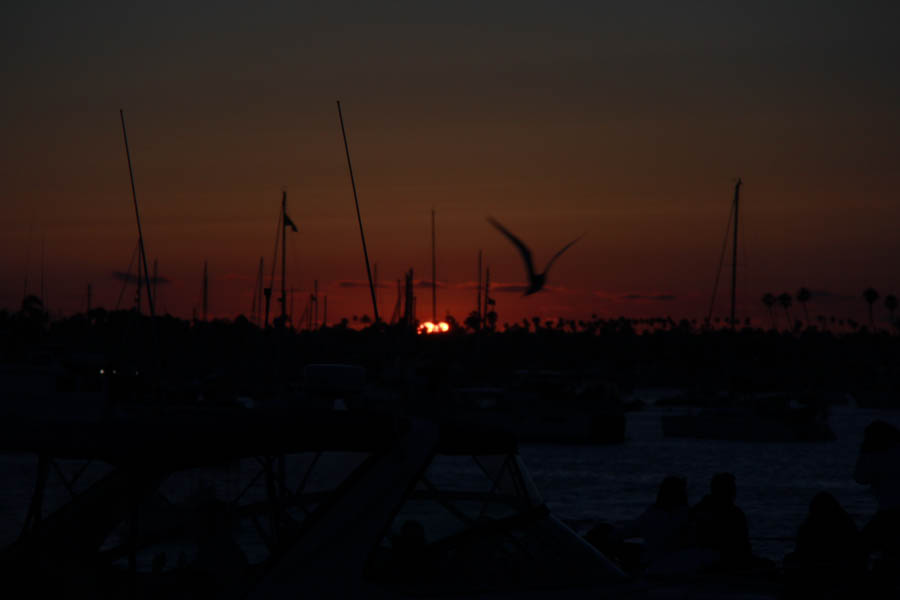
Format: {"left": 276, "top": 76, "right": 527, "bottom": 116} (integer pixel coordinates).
{"left": 284, "top": 213, "right": 298, "bottom": 232}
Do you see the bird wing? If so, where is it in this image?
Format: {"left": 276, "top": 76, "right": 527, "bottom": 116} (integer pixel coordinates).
{"left": 487, "top": 217, "right": 537, "bottom": 280}
{"left": 543, "top": 235, "right": 583, "bottom": 274}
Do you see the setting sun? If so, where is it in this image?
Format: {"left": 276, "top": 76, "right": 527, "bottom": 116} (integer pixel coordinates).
{"left": 417, "top": 321, "right": 450, "bottom": 335}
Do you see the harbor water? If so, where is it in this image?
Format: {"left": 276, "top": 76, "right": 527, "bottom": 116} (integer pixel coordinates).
{"left": 522, "top": 405, "right": 900, "bottom": 561}
{"left": 1, "top": 405, "right": 897, "bottom": 564}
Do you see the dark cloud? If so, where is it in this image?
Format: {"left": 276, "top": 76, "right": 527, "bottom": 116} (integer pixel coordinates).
{"left": 112, "top": 271, "right": 170, "bottom": 285}
{"left": 414, "top": 280, "right": 446, "bottom": 289}
{"left": 596, "top": 291, "right": 677, "bottom": 301}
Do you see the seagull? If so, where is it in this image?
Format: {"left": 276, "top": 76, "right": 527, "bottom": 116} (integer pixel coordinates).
{"left": 487, "top": 217, "right": 582, "bottom": 296}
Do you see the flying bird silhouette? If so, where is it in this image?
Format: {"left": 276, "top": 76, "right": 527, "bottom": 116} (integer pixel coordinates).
{"left": 487, "top": 217, "right": 582, "bottom": 296}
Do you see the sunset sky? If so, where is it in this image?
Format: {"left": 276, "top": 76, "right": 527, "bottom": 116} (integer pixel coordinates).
{"left": 3, "top": 2, "right": 899, "bottom": 326}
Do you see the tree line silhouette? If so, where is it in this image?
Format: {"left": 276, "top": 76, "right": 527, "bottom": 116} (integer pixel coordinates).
{"left": 3, "top": 292, "right": 900, "bottom": 408}
{"left": 761, "top": 288, "right": 898, "bottom": 333}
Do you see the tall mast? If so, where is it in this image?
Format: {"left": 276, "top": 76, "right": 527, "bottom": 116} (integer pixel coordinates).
{"left": 730, "top": 178, "right": 742, "bottom": 330}
{"left": 40, "top": 238, "right": 45, "bottom": 306}
{"left": 431, "top": 209, "right": 437, "bottom": 322}
{"left": 476, "top": 250, "right": 482, "bottom": 327}
{"left": 281, "top": 191, "right": 287, "bottom": 322}
{"left": 152, "top": 259, "right": 159, "bottom": 310}
{"left": 314, "top": 279, "right": 319, "bottom": 329}
{"left": 119, "top": 109, "right": 155, "bottom": 318}
{"left": 202, "top": 260, "right": 208, "bottom": 322}
{"left": 374, "top": 262, "right": 379, "bottom": 314}
{"left": 336, "top": 100, "right": 379, "bottom": 323}
{"left": 484, "top": 267, "right": 491, "bottom": 324}
{"left": 135, "top": 249, "right": 142, "bottom": 313}
{"left": 254, "top": 257, "right": 264, "bottom": 326}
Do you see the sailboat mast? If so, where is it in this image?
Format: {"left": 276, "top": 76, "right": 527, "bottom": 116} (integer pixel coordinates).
{"left": 484, "top": 267, "right": 491, "bottom": 322}
{"left": 202, "top": 260, "right": 208, "bottom": 322}
{"left": 152, "top": 259, "right": 159, "bottom": 310}
{"left": 281, "top": 191, "right": 287, "bottom": 322}
{"left": 476, "top": 250, "right": 482, "bottom": 326}
{"left": 431, "top": 209, "right": 437, "bottom": 322}
{"left": 135, "top": 250, "right": 142, "bottom": 313}
{"left": 336, "top": 100, "right": 379, "bottom": 323}
{"left": 120, "top": 109, "right": 155, "bottom": 318}
{"left": 40, "top": 238, "right": 45, "bottom": 305}
{"left": 254, "top": 257, "right": 264, "bottom": 326}
{"left": 730, "top": 178, "right": 742, "bottom": 330}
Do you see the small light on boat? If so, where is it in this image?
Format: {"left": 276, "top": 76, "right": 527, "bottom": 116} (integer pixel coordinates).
{"left": 99, "top": 369, "right": 105, "bottom": 375}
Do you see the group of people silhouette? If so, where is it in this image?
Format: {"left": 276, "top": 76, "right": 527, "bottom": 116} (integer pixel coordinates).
{"left": 588, "top": 419, "right": 900, "bottom": 597}
{"left": 587, "top": 472, "right": 763, "bottom": 577}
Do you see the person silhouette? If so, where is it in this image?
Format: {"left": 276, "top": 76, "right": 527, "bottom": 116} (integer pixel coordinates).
{"left": 854, "top": 420, "right": 900, "bottom": 583}
{"left": 587, "top": 476, "right": 691, "bottom": 572}
{"left": 783, "top": 492, "right": 865, "bottom": 598}
{"left": 689, "top": 473, "right": 752, "bottom": 570}
{"left": 618, "top": 476, "right": 691, "bottom": 568}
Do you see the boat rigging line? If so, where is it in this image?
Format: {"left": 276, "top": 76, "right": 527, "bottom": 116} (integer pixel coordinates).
{"left": 337, "top": 100, "right": 380, "bottom": 323}
{"left": 119, "top": 109, "right": 155, "bottom": 318}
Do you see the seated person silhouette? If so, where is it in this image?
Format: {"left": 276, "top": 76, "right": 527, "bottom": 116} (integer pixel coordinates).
{"left": 689, "top": 473, "right": 753, "bottom": 571}
{"left": 854, "top": 420, "right": 900, "bottom": 581}
{"left": 783, "top": 492, "right": 865, "bottom": 597}
{"left": 617, "top": 476, "right": 691, "bottom": 569}
{"left": 586, "top": 476, "right": 691, "bottom": 573}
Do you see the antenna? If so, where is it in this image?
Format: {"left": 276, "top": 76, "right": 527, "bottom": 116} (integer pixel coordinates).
{"left": 336, "top": 101, "right": 379, "bottom": 323}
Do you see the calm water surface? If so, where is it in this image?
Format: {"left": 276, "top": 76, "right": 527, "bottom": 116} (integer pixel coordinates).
{"left": 2, "top": 406, "right": 898, "bottom": 563}
{"left": 522, "top": 406, "right": 900, "bottom": 561}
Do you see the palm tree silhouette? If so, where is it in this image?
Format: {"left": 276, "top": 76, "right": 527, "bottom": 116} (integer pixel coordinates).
{"left": 885, "top": 294, "right": 898, "bottom": 331}
{"left": 762, "top": 293, "right": 777, "bottom": 330}
{"left": 777, "top": 293, "right": 793, "bottom": 329}
{"left": 796, "top": 287, "right": 812, "bottom": 327}
{"left": 863, "top": 287, "right": 879, "bottom": 330}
